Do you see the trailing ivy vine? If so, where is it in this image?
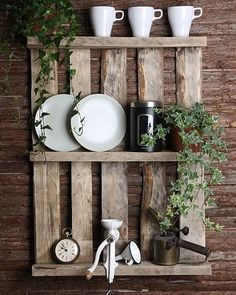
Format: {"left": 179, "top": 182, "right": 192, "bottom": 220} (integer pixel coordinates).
{"left": 11, "top": 0, "right": 80, "bottom": 151}
{"left": 142, "top": 103, "right": 227, "bottom": 235}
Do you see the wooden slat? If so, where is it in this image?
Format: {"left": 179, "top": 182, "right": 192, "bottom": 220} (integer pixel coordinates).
{"left": 101, "top": 49, "right": 127, "bottom": 107}
{"left": 71, "top": 162, "right": 93, "bottom": 263}
{"left": 27, "top": 37, "right": 207, "bottom": 49}
{"left": 140, "top": 163, "right": 167, "bottom": 260}
{"left": 138, "top": 48, "right": 166, "bottom": 261}
{"left": 70, "top": 49, "right": 91, "bottom": 97}
{"left": 30, "top": 49, "right": 58, "bottom": 146}
{"left": 30, "top": 151, "right": 178, "bottom": 162}
{"left": 101, "top": 49, "right": 128, "bottom": 252}
{"left": 176, "top": 47, "right": 202, "bottom": 107}
{"left": 30, "top": 49, "right": 40, "bottom": 114}
{"left": 33, "top": 162, "right": 60, "bottom": 263}
{"left": 70, "top": 49, "right": 93, "bottom": 262}
{"left": 176, "top": 47, "right": 205, "bottom": 261}
{"left": 102, "top": 162, "right": 128, "bottom": 242}
{"left": 138, "top": 48, "right": 164, "bottom": 101}
{"left": 32, "top": 261, "right": 211, "bottom": 277}
{"left": 30, "top": 47, "right": 60, "bottom": 264}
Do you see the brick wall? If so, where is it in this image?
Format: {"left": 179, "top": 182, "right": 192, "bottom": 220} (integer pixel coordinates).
{"left": 0, "top": 0, "right": 235, "bottom": 294}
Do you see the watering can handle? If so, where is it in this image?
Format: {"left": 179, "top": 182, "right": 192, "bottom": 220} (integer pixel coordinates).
{"left": 179, "top": 239, "right": 212, "bottom": 258}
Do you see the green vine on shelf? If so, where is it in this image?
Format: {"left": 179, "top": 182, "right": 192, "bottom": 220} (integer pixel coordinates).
{"left": 11, "top": 0, "right": 80, "bottom": 152}
{"left": 142, "top": 103, "right": 227, "bottom": 235}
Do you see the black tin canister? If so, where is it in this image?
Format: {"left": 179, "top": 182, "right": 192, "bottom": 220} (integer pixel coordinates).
{"left": 130, "top": 101, "right": 162, "bottom": 152}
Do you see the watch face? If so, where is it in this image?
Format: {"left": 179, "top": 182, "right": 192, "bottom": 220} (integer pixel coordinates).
{"left": 54, "top": 238, "right": 80, "bottom": 263}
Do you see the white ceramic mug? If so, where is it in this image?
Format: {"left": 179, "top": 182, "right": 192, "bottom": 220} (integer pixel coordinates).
{"left": 128, "top": 6, "right": 163, "bottom": 37}
{"left": 90, "top": 6, "right": 124, "bottom": 37}
{"left": 168, "top": 6, "right": 203, "bottom": 37}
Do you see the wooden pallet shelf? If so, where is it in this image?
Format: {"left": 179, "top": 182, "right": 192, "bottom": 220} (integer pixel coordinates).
{"left": 28, "top": 36, "right": 211, "bottom": 277}
{"left": 32, "top": 261, "right": 211, "bottom": 277}
{"left": 27, "top": 36, "right": 207, "bottom": 49}
{"left": 30, "top": 151, "right": 178, "bottom": 162}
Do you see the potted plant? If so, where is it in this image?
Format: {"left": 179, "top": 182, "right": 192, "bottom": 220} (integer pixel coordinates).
{"left": 11, "top": 0, "right": 79, "bottom": 151}
{"left": 142, "top": 103, "right": 227, "bottom": 265}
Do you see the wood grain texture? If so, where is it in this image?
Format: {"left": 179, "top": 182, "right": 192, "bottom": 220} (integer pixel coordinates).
{"left": 30, "top": 47, "right": 60, "bottom": 264}
{"left": 70, "top": 49, "right": 91, "bottom": 97}
{"left": 30, "top": 49, "right": 58, "bottom": 146}
{"left": 30, "top": 151, "right": 178, "bottom": 162}
{"left": 32, "top": 261, "right": 211, "bottom": 277}
{"left": 70, "top": 49, "right": 93, "bottom": 262}
{"left": 101, "top": 163, "right": 128, "bottom": 242}
{"left": 138, "top": 48, "right": 166, "bottom": 261}
{"left": 101, "top": 49, "right": 128, "bottom": 252}
{"left": 71, "top": 162, "right": 93, "bottom": 263}
{"left": 101, "top": 49, "right": 127, "bottom": 107}
{"left": 140, "top": 163, "right": 167, "bottom": 260}
{"left": 33, "top": 162, "right": 60, "bottom": 263}
{"left": 176, "top": 47, "right": 205, "bottom": 261}
{"left": 27, "top": 37, "right": 207, "bottom": 49}
{"left": 138, "top": 48, "right": 164, "bottom": 101}
{"left": 176, "top": 48, "right": 202, "bottom": 107}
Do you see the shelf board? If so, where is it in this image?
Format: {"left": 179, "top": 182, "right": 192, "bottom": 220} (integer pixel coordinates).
{"left": 32, "top": 261, "right": 211, "bottom": 277}
{"left": 27, "top": 36, "right": 207, "bottom": 49}
{"left": 30, "top": 151, "right": 177, "bottom": 162}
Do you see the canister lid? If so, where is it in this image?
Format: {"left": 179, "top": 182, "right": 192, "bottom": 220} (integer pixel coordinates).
{"left": 130, "top": 101, "right": 162, "bottom": 108}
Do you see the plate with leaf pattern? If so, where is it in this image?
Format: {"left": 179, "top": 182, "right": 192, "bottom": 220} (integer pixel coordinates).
{"left": 35, "top": 94, "right": 80, "bottom": 151}
{"left": 70, "top": 94, "right": 126, "bottom": 152}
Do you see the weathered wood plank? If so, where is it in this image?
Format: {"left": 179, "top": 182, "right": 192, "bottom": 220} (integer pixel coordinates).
{"left": 70, "top": 49, "right": 93, "bottom": 262}
{"left": 101, "top": 163, "right": 128, "bottom": 243}
{"left": 30, "top": 49, "right": 58, "bottom": 146}
{"left": 140, "top": 163, "right": 167, "bottom": 260}
{"left": 32, "top": 261, "right": 211, "bottom": 277}
{"left": 30, "top": 47, "right": 60, "bottom": 265}
{"left": 101, "top": 49, "right": 128, "bottom": 252}
{"left": 101, "top": 49, "right": 127, "bottom": 107}
{"left": 138, "top": 48, "right": 164, "bottom": 101}
{"left": 30, "top": 151, "right": 177, "bottom": 162}
{"left": 176, "top": 47, "right": 202, "bottom": 107}
{"left": 176, "top": 47, "right": 205, "bottom": 261}
{"left": 138, "top": 48, "right": 166, "bottom": 261}
{"left": 70, "top": 49, "right": 91, "bottom": 98}
{"left": 27, "top": 37, "right": 207, "bottom": 49}
{"left": 33, "top": 162, "right": 60, "bottom": 263}
{"left": 71, "top": 162, "right": 93, "bottom": 263}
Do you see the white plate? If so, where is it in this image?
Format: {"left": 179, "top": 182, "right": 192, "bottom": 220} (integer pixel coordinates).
{"left": 71, "top": 94, "right": 126, "bottom": 152}
{"left": 35, "top": 94, "right": 80, "bottom": 152}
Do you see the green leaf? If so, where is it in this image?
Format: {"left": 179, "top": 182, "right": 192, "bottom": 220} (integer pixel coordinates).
{"left": 40, "top": 112, "right": 50, "bottom": 117}
{"left": 42, "top": 125, "right": 53, "bottom": 131}
{"left": 70, "top": 109, "right": 78, "bottom": 117}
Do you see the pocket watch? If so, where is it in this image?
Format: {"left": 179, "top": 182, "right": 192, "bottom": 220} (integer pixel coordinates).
{"left": 52, "top": 228, "right": 80, "bottom": 264}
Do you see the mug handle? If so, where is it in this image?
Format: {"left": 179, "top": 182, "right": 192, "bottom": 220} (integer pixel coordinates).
{"left": 115, "top": 10, "right": 124, "bottom": 21}
{"left": 193, "top": 7, "right": 203, "bottom": 19}
{"left": 153, "top": 9, "right": 163, "bottom": 20}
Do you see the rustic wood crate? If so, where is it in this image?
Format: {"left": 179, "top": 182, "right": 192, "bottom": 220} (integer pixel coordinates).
{"left": 28, "top": 37, "right": 211, "bottom": 276}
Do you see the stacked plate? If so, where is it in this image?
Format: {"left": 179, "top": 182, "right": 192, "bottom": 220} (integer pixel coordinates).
{"left": 35, "top": 93, "right": 126, "bottom": 152}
